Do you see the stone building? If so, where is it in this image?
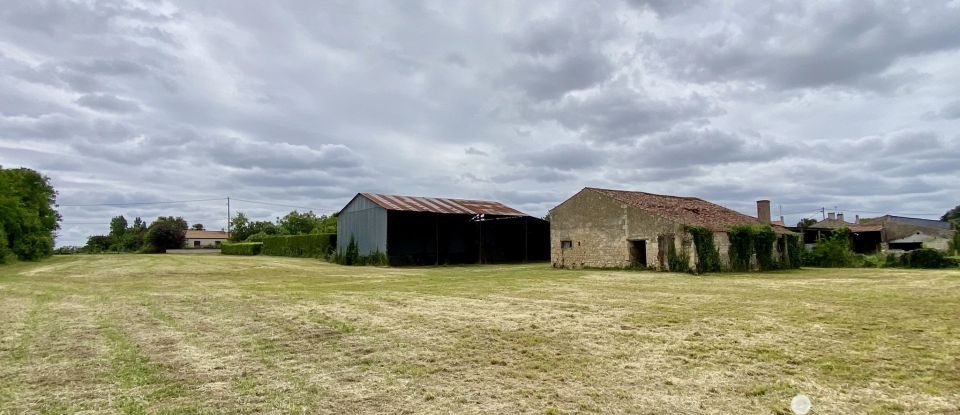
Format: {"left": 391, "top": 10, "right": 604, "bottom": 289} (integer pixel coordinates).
{"left": 549, "top": 187, "right": 791, "bottom": 269}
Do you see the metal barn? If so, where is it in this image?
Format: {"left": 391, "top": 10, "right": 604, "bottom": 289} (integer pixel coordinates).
{"left": 337, "top": 193, "right": 549, "bottom": 265}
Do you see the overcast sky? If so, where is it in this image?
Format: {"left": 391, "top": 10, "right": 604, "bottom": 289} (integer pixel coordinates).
{"left": 2, "top": 0, "right": 959, "bottom": 246}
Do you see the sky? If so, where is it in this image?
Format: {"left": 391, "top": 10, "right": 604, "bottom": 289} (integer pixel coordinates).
{"left": 1, "top": 0, "right": 959, "bottom": 246}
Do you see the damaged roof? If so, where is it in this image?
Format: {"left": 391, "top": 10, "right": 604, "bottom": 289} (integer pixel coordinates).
{"left": 357, "top": 193, "right": 528, "bottom": 216}
{"left": 586, "top": 187, "right": 793, "bottom": 233}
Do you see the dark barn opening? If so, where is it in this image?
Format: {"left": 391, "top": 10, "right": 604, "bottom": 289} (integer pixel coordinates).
{"left": 387, "top": 211, "right": 549, "bottom": 265}
{"left": 338, "top": 193, "right": 550, "bottom": 267}
{"left": 629, "top": 240, "right": 647, "bottom": 267}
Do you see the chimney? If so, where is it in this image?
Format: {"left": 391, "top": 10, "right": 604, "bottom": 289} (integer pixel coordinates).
{"left": 855, "top": 215, "right": 860, "bottom": 224}
{"left": 757, "top": 200, "right": 771, "bottom": 224}
{"left": 828, "top": 212, "right": 836, "bottom": 220}
{"left": 838, "top": 213, "right": 845, "bottom": 223}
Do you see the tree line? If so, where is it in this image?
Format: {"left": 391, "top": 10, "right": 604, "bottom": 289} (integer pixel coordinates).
{"left": 228, "top": 210, "right": 336, "bottom": 242}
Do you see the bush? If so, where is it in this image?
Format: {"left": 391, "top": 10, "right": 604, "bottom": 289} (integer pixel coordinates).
{"left": 144, "top": 217, "right": 187, "bottom": 253}
{"left": 804, "top": 227, "right": 857, "bottom": 267}
{"left": 666, "top": 237, "right": 690, "bottom": 273}
{"left": 261, "top": 233, "right": 336, "bottom": 258}
{"left": 727, "top": 225, "right": 755, "bottom": 271}
{"left": 221, "top": 242, "right": 262, "bottom": 256}
{"left": 687, "top": 226, "right": 721, "bottom": 274}
{"left": 753, "top": 226, "right": 778, "bottom": 271}
{"left": 329, "top": 236, "right": 389, "bottom": 266}
{"left": 784, "top": 234, "right": 802, "bottom": 269}
{"left": 903, "top": 248, "right": 954, "bottom": 269}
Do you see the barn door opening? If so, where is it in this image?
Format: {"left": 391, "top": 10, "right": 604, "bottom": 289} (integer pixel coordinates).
{"left": 629, "top": 240, "right": 647, "bottom": 267}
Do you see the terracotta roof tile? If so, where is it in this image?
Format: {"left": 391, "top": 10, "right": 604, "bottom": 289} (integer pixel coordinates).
{"left": 587, "top": 188, "right": 792, "bottom": 233}
{"left": 184, "top": 230, "right": 230, "bottom": 239}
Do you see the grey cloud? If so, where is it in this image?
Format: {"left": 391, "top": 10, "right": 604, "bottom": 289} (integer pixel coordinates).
{"left": 544, "top": 89, "right": 717, "bottom": 142}
{"left": 938, "top": 101, "right": 960, "bottom": 119}
{"left": 625, "top": 0, "right": 703, "bottom": 17}
{"left": 206, "top": 138, "right": 362, "bottom": 171}
{"left": 510, "top": 143, "right": 605, "bottom": 171}
{"left": 75, "top": 93, "right": 141, "bottom": 113}
{"left": 465, "top": 147, "right": 488, "bottom": 156}
{"left": 502, "top": 52, "right": 613, "bottom": 101}
{"left": 653, "top": 2, "right": 960, "bottom": 90}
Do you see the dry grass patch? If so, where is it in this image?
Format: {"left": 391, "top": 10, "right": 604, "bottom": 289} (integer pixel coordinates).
{"left": 1, "top": 255, "right": 958, "bottom": 414}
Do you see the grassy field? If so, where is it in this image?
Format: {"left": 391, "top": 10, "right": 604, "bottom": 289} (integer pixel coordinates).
{"left": 0, "top": 255, "right": 958, "bottom": 414}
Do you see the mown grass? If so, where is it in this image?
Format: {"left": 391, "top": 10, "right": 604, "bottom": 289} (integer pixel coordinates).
{"left": 0, "top": 254, "right": 958, "bottom": 414}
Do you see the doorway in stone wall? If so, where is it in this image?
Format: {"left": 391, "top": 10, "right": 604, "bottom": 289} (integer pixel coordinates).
{"left": 657, "top": 234, "right": 674, "bottom": 270}
{"left": 629, "top": 240, "right": 647, "bottom": 267}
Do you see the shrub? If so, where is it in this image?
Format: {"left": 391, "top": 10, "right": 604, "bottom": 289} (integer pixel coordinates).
{"left": 687, "top": 226, "right": 721, "bottom": 274}
{"left": 261, "top": 234, "right": 335, "bottom": 258}
{"left": 804, "top": 227, "right": 857, "bottom": 267}
{"left": 144, "top": 218, "right": 187, "bottom": 253}
{"left": 221, "top": 242, "right": 262, "bottom": 256}
{"left": 666, "top": 237, "right": 691, "bottom": 273}
{"left": 727, "top": 225, "right": 755, "bottom": 271}
{"left": 903, "top": 248, "right": 952, "bottom": 269}
{"left": 753, "top": 226, "right": 778, "bottom": 271}
{"left": 345, "top": 236, "right": 359, "bottom": 265}
{"left": 784, "top": 234, "right": 801, "bottom": 269}
{"left": 330, "top": 236, "right": 389, "bottom": 266}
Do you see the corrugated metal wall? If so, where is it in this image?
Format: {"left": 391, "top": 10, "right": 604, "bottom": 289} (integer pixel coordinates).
{"left": 337, "top": 194, "right": 388, "bottom": 255}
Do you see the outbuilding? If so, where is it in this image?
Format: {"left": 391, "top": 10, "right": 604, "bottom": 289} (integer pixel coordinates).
{"left": 184, "top": 230, "right": 229, "bottom": 248}
{"left": 549, "top": 187, "right": 793, "bottom": 270}
{"left": 337, "top": 193, "right": 549, "bottom": 265}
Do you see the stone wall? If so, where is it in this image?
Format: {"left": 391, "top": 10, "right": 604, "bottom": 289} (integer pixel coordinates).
{"left": 550, "top": 189, "right": 685, "bottom": 269}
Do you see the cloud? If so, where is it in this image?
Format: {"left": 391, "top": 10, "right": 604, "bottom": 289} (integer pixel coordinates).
{"left": 0, "top": 0, "right": 957, "bottom": 246}
{"left": 650, "top": 2, "right": 960, "bottom": 90}
{"left": 75, "top": 93, "right": 141, "bottom": 113}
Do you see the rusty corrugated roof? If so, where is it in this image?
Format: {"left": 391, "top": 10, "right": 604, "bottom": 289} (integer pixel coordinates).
{"left": 360, "top": 193, "right": 528, "bottom": 216}
{"left": 587, "top": 188, "right": 794, "bottom": 234}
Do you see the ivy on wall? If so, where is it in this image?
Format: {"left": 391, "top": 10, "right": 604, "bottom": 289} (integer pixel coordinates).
{"left": 686, "top": 226, "right": 721, "bottom": 274}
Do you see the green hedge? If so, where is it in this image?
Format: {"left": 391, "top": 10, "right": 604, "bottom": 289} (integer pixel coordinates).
{"left": 687, "top": 226, "right": 721, "bottom": 274}
{"left": 221, "top": 242, "right": 262, "bottom": 256}
{"left": 261, "top": 234, "right": 336, "bottom": 258}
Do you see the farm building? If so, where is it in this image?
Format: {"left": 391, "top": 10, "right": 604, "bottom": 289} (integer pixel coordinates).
{"left": 184, "top": 230, "right": 229, "bottom": 248}
{"left": 337, "top": 193, "right": 549, "bottom": 265}
{"left": 549, "top": 187, "right": 794, "bottom": 270}
{"left": 803, "top": 213, "right": 955, "bottom": 253}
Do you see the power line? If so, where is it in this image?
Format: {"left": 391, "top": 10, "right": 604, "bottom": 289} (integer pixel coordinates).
{"left": 230, "top": 198, "right": 334, "bottom": 213}
{"left": 57, "top": 197, "right": 225, "bottom": 207}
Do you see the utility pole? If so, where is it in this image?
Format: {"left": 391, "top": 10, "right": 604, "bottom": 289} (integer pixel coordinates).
{"left": 821, "top": 207, "right": 826, "bottom": 220}
{"left": 227, "top": 197, "right": 231, "bottom": 236}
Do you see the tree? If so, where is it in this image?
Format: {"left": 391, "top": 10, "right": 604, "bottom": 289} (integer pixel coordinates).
{"left": 943, "top": 205, "right": 960, "bottom": 225}
{"left": 109, "top": 215, "right": 128, "bottom": 238}
{"left": 191, "top": 223, "right": 205, "bottom": 231}
{"left": 144, "top": 217, "right": 186, "bottom": 253}
{"left": 796, "top": 218, "right": 818, "bottom": 228}
{"left": 229, "top": 212, "right": 250, "bottom": 242}
{"left": 278, "top": 210, "right": 321, "bottom": 235}
{"left": 0, "top": 167, "right": 61, "bottom": 262}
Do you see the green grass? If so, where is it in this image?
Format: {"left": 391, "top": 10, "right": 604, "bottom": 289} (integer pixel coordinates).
{"left": 0, "top": 255, "right": 958, "bottom": 413}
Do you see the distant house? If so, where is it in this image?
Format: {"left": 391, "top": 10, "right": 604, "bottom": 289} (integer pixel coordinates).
{"left": 549, "top": 187, "right": 794, "bottom": 270}
{"left": 337, "top": 193, "right": 549, "bottom": 265}
{"left": 802, "top": 213, "right": 954, "bottom": 253}
{"left": 184, "top": 230, "right": 229, "bottom": 248}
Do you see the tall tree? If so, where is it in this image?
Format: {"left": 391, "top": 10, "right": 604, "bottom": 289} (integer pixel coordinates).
{"left": 109, "top": 215, "right": 128, "bottom": 238}
{"left": 0, "top": 167, "right": 61, "bottom": 262}
{"left": 191, "top": 223, "right": 205, "bottom": 231}
{"left": 144, "top": 217, "right": 186, "bottom": 253}
{"left": 942, "top": 205, "right": 960, "bottom": 225}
